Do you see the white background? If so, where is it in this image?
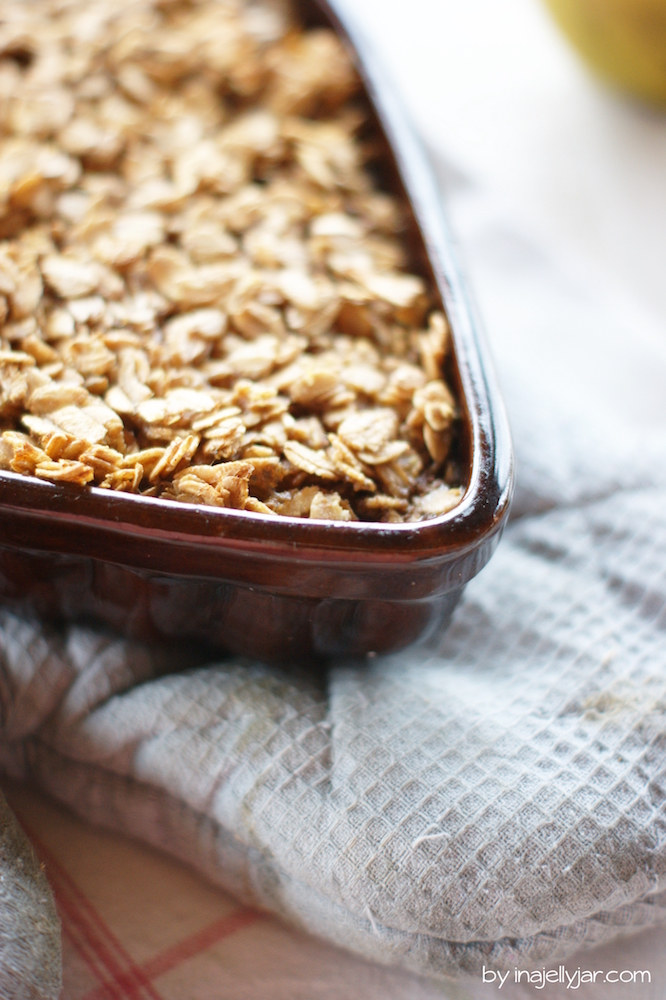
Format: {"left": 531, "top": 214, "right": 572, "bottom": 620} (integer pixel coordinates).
{"left": 351, "top": 0, "right": 666, "bottom": 326}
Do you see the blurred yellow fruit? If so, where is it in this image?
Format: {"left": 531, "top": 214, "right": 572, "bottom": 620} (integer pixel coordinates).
{"left": 543, "top": 0, "right": 666, "bottom": 105}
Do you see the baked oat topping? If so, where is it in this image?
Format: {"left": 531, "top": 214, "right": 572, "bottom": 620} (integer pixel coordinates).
{"left": 0, "top": 0, "right": 463, "bottom": 522}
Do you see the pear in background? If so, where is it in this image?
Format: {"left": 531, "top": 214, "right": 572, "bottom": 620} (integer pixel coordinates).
{"left": 543, "top": 0, "right": 666, "bottom": 105}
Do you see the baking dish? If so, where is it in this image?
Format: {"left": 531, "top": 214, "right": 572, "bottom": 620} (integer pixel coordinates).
{"left": 0, "top": 0, "right": 513, "bottom": 662}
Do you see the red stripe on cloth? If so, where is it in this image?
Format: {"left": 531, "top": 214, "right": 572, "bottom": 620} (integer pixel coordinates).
{"left": 58, "top": 900, "right": 131, "bottom": 1000}
{"left": 81, "top": 908, "right": 264, "bottom": 1000}
{"left": 140, "top": 908, "right": 264, "bottom": 981}
{"left": 60, "top": 914, "right": 126, "bottom": 1000}
{"left": 17, "top": 817, "right": 164, "bottom": 1000}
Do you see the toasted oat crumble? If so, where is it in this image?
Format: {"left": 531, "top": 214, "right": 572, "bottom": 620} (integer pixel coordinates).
{"left": 0, "top": 0, "right": 463, "bottom": 522}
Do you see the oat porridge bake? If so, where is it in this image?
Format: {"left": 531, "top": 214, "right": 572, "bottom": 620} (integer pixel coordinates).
{"left": 0, "top": 0, "right": 463, "bottom": 523}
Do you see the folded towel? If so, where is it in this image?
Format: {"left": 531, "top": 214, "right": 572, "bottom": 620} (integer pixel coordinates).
{"left": 2, "top": 181, "right": 666, "bottom": 986}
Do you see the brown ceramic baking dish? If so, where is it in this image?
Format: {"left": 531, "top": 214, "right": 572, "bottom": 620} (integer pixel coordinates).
{"left": 0, "top": 0, "right": 513, "bottom": 663}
